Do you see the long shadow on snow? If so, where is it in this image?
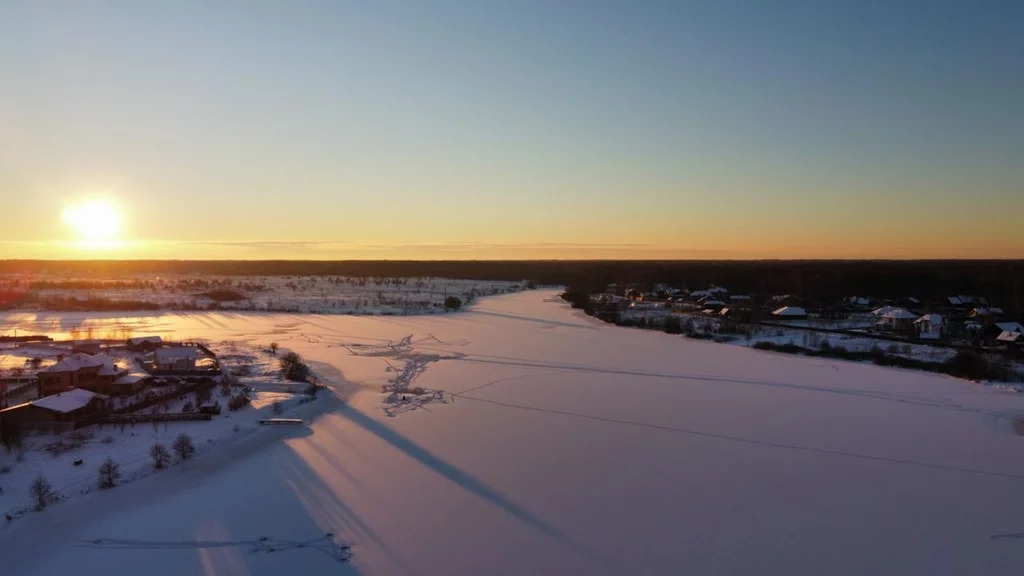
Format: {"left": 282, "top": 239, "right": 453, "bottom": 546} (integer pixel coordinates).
{"left": 334, "top": 403, "right": 593, "bottom": 558}
{"left": 466, "top": 309, "right": 595, "bottom": 330}
{"left": 274, "top": 445, "right": 412, "bottom": 573}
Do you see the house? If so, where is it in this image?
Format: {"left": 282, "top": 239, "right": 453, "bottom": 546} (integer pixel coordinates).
{"left": 127, "top": 336, "right": 163, "bottom": 352}
{"left": 35, "top": 352, "right": 133, "bottom": 396}
{"left": 983, "top": 322, "right": 1024, "bottom": 342}
{"left": 0, "top": 388, "right": 108, "bottom": 436}
{"left": 995, "top": 322, "right": 1024, "bottom": 333}
{"left": 110, "top": 372, "right": 150, "bottom": 394}
{"left": 36, "top": 353, "right": 104, "bottom": 396}
{"left": 770, "top": 295, "right": 801, "bottom": 308}
{"left": 700, "top": 299, "right": 729, "bottom": 311}
{"left": 876, "top": 307, "right": 917, "bottom": 331}
{"left": 71, "top": 340, "right": 103, "bottom": 355}
{"left": 969, "top": 308, "right": 1001, "bottom": 322}
{"left": 914, "top": 314, "right": 944, "bottom": 340}
{"left": 847, "top": 297, "right": 872, "bottom": 310}
{"left": 154, "top": 346, "right": 198, "bottom": 371}
{"left": 729, "top": 295, "right": 754, "bottom": 308}
{"left": 996, "top": 331, "right": 1022, "bottom": 346}
{"left": 772, "top": 306, "right": 807, "bottom": 320}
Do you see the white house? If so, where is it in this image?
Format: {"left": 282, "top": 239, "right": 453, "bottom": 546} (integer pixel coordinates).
{"left": 154, "top": 346, "right": 198, "bottom": 371}
{"left": 876, "top": 308, "right": 917, "bottom": 331}
{"left": 914, "top": 314, "right": 944, "bottom": 340}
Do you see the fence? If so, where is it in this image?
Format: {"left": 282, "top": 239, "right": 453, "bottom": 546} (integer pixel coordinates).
{"left": 91, "top": 412, "right": 211, "bottom": 425}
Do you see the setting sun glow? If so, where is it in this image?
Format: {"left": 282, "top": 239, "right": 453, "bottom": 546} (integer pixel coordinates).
{"left": 62, "top": 201, "right": 121, "bottom": 242}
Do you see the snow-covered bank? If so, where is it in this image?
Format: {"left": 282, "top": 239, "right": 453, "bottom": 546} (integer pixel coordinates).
{"left": 3, "top": 290, "right": 1024, "bottom": 575}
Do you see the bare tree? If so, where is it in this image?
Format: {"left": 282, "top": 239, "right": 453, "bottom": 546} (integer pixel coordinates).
{"left": 172, "top": 434, "right": 196, "bottom": 461}
{"left": 150, "top": 443, "right": 171, "bottom": 469}
{"left": 29, "top": 474, "right": 55, "bottom": 510}
{"left": 98, "top": 458, "right": 121, "bottom": 489}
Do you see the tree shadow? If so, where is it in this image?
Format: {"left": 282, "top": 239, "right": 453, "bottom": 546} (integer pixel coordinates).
{"left": 334, "top": 403, "right": 594, "bottom": 559}
{"left": 274, "top": 445, "right": 412, "bottom": 573}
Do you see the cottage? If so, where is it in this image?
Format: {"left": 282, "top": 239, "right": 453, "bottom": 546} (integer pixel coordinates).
{"left": 996, "top": 331, "right": 1022, "bottom": 346}
{"left": 127, "top": 336, "right": 163, "bottom": 352}
{"left": 729, "top": 295, "right": 753, "bottom": 308}
{"left": 914, "top": 314, "right": 944, "bottom": 340}
{"left": 36, "top": 353, "right": 103, "bottom": 396}
{"left": 772, "top": 306, "right": 807, "bottom": 320}
{"left": 154, "top": 346, "right": 198, "bottom": 371}
{"left": 110, "top": 372, "right": 150, "bottom": 394}
{"left": 35, "top": 352, "right": 134, "bottom": 396}
{"left": 0, "top": 388, "right": 108, "bottom": 436}
{"left": 876, "top": 308, "right": 917, "bottom": 331}
{"left": 700, "top": 299, "right": 729, "bottom": 311}
{"left": 847, "top": 297, "right": 872, "bottom": 310}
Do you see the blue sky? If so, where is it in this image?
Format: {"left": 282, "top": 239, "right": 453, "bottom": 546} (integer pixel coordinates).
{"left": 1, "top": 1, "right": 1021, "bottom": 259}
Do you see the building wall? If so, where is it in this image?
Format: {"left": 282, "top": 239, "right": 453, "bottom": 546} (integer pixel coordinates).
{"left": 38, "top": 366, "right": 103, "bottom": 397}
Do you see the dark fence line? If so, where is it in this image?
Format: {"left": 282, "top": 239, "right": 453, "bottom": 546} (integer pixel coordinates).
{"left": 148, "top": 368, "right": 222, "bottom": 377}
{"left": 93, "top": 412, "right": 211, "bottom": 424}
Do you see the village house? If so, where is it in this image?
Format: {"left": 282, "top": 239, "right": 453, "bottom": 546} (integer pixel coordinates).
{"left": 913, "top": 314, "right": 944, "bottom": 340}
{"left": 772, "top": 306, "right": 807, "bottom": 320}
{"left": 127, "top": 335, "right": 163, "bottom": 352}
{"left": 0, "top": 388, "right": 108, "bottom": 437}
{"left": 154, "top": 346, "right": 198, "bottom": 371}
{"left": 996, "top": 330, "right": 1022, "bottom": 348}
{"left": 873, "top": 307, "right": 917, "bottom": 332}
{"left": 988, "top": 322, "right": 1024, "bottom": 344}
{"left": 37, "top": 353, "right": 104, "bottom": 396}
{"left": 36, "top": 352, "right": 137, "bottom": 396}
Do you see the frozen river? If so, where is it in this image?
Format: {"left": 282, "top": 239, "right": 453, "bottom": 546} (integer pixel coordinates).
{"left": 2, "top": 290, "right": 1024, "bottom": 575}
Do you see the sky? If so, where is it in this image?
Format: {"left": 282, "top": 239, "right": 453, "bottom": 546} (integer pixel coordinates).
{"left": 1, "top": 0, "right": 1022, "bottom": 260}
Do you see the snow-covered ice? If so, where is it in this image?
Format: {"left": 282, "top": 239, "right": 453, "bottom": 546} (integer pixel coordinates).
{"left": 2, "top": 290, "right": 1024, "bottom": 575}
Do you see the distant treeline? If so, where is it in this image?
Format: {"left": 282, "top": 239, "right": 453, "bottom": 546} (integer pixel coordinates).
{"left": 1, "top": 259, "right": 1022, "bottom": 314}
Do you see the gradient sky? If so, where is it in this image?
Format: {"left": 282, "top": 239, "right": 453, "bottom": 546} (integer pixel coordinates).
{"left": 1, "top": 1, "right": 1022, "bottom": 260}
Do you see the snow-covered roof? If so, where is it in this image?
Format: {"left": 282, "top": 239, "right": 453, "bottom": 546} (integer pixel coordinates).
{"left": 947, "top": 296, "right": 962, "bottom": 306}
{"left": 91, "top": 354, "right": 126, "bottom": 377}
{"left": 914, "top": 314, "right": 943, "bottom": 326}
{"left": 996, "top": 331, "right": 1022, "bottom": 344}
{"left": 128, "top": 336, "right": 162, "bottom": 346}
{"left": 113, "top": 372, "right": 150, "bottom": 386}
{"left": 995, "top": 322, "right": 1024, "bottom": 334}
{"left": 880, "top": 308, "right": 916, "bottom": 320}
{"left": 155, "top": 347, "right": 198, "bottom": 363}
{"left": 702, "top": 299, "right": 728, "bottom": 307}
{"left": 990, "top": 307, "right": 1004, "bottom": 315}
{"left": 730, "top": 295, "right": 752, "bottom": 301}
{"left": 40, "top": 353, "right": 102, "bottom": 374}
{"left": 32, "top": 388, "right": 107, "bottom": 413}
{"left": 772, "top": 306, "right": 807, "bottom": 317}
{"left": 971, "top": 308, "right": 994, "bottom": 317}
{"left": 871, "top": 306, "right": 898, "bottom": 317}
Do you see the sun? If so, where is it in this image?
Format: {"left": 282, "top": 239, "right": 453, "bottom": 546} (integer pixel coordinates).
{"left": 62, "top": 200, "right": 121, "bottom": 241}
